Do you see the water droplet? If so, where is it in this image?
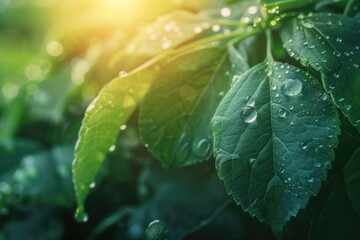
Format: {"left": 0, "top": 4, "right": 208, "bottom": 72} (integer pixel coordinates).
{"left": 302, "top": 19, "right": 314, "bottom": 28}
{"left": 240, "top": 106, "right": 257, "bottom": 123}
{"left": 215, "top": 150, "right": 239, "bottom": 171}
{"left": 320, "top": 92, "right": 328, "bottom": 101}
{"left": 281, "top": 79, "right": 303, "bottom": 97}
{"left": 300, "top": 142, "right": 308, "bottom": 150}
{"left": 176, "top": 142, "right": 190, "bottom": 163}
{"left": 249, "top": 158, "right": 256, "bottom": 167}
{"left": 220, "top": 7, "right": 231, "bottom": 17}
{"left": 0, "top": 182, "right": 12, "bottom": 195}
{"left": 193, "top": 139, "right": 211, "bottom": 158}
{"left": 333, "top": 73, "right": 340, "bottom": 78}
{"left": 120, "top": 124, "right": 127, "bottom": 131}
{"left": 109, "top": 145, "right": 116, "bottom": 152}
{"left": 315, "top": 162, "right": 321, "bottom": 168}
{"left": 161, "top": 39, "right": 172, "bottom": 49}
{"left": 119, "top": 71, "right": 128, "bottom": 77}
{"left": 89, "top": 182, "right": 96, "bottom": 189}
{"left": 307, "top": 178, "right": 314, "bottom": 183}
{"left": 75, "top": 208, "right": 89, "bottom": 223}
{"left": 278, "top": 108, "right": 288, "bottom": 118}
{"left": 194, "top": 26, "right": 202, "bottom": 33}
{"left": 332, "top": 51, "right": 341, "bottom": 57}
{"left": 212, "top": 24, "right": 221, "bottom": 32}
{"left": 336, "top": 37, "right": 342, "bottom": 43}
{"left": 46, "top": 41, "right": 64, "bottom": 57}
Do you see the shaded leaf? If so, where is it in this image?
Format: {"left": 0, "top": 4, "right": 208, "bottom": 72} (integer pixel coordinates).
{"left": 139, "top": 44, "right": 247, "bottom": 166}
{"left": 280, "top": 13, "right": 360, "bottom": 130}
{"left": 211, "top": 61, "right": 340, "bottom": 235}
{"left": 72, "top": 63, "right": 160, "bottom": 220}
{"left": 344, "top": 147, "right": 360, "bottom": 215}
{"left": 309, "top": 180, "right": 360, "bottom": 239}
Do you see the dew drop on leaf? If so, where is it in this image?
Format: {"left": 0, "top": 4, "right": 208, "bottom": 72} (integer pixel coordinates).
{"left": 119, "top": 70, "right": 128, "bottom": 77}
{"left": 240, "top": 106, "right": 257, "bottom": 123}
{"left": 75, "top": 208, "right": 89, "bottom": 223}
{"left": 109, "top": 145, "right": 116, "bottom": 152}
{"left": 281, "top": 78, "right": 303, "bottom": 97}
{"left": 301, "top": 19, "right": 314, "bottom": 28}
{"left": 220, "top": 7, "right": 231, "bottom": 17}
{"left": 89, "top": 182, "right": 96, "bottom": 189}
{"left": 176, "top": 142, "right": 190, "bottom": 163}
{"left": 278, "top": 108, "right": 288, "bottom": 118}
{"left": 249, "top": 158, "right": 256, "bottom": 167}
{"left": 193, "top": 139, "right": 211, "bottom": 158}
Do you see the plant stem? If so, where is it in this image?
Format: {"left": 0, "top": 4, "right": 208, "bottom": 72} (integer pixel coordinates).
{"left": 176, "top": 198, "right": 234, "bottom": 239}
{"left": 266, "top": 30, "right": 274, "bottom": 63}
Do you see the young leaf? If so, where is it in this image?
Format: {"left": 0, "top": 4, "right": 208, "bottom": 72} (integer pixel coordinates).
{"left": 344, "top": 147, "right": 360, "bottom": 215}
{"left": 280, "top": 13, "right": 360, "bottom": 130}
{"left": 72, "top": 64, "right": 160, "bottom": 220}
{"left": 139, "top": 44, "right": 248, "bottom": 167}
{"left": 124, "top": 11, "right": 208, "bottom": 58}
{"left": 211, "top": 61, "right": 340, "bottom": 235}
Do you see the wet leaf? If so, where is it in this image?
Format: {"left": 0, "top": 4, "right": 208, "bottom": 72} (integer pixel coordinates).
{"left": 344, "top": 147, "right": 360, "bottom": 215}
{"left": 139, "top": 44, "right": 247, "bottom": 166}
{"left": 211, "top": 61, "right": 340, "bottom": 235}
{"left": 72, "top": 63, "right": 160, "bottom": 220}
{"left": 309, "top": 180, "right": 360, "bottom": 240}
{"left": 280, "top": 13, "right": 360, "bottom": 131}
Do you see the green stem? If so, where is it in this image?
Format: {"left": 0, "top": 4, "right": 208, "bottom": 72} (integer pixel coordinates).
{"left": 266, "top": 30, "right": 274, "bottom": 63}
{"left": 344, "top": 0, "right": 355, "bottom": 16}
{"left": 177, "top": 199, "right": 234, "bottom": 239}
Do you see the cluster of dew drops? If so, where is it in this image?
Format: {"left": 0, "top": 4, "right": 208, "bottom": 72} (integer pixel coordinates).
{"left": 239, "top": 67, "right": 303, "bottom": 125}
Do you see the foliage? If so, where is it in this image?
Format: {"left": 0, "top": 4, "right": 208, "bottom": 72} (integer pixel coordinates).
{"left": 1, "top": 0, "right": 360, "bottom": 239}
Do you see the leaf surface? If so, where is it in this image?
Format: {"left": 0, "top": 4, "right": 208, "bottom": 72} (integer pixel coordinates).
{"left": 211, "top": 61, "right": 340, "bottom": 234}
{"left": 125, "top": 11, "right": 208, "bottom": 58}
{"left": 72, "top": 64, "right": 159, "bottom": 220}
{"left": 139, "top": 44, "right": 247, "bottom": 166}
{"left": 344, "top": 147, "right": 360, "bottom": 215}
{"left": 280, "top": 13, "right": 360, "bottom": 130}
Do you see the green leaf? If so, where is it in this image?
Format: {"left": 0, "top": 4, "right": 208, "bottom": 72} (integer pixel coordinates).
{"left": 139, "top": 44, "right": 247, "bottom": 167}
{"left": 261, "top": 0, "right": 313, "bottom": 10}
{"left": 124, "top": 10, "right": 208, "bottom": 58}
{"left": 344, "top": 147, "right": 360, "bottom": 215}
{"left": 309, "top": 180, "right": 360, "bottom": 240}
{"left": 72, "top": 63, "right": 160, "bottom": 221}
{"left": 280, "top": 13, "right": 360, "bottom": 130}
{"left": 145, "top": 220, "right": 168, "bottom": 240}
{"left": 211, "top": 61, "right": 340, "bottom": 235}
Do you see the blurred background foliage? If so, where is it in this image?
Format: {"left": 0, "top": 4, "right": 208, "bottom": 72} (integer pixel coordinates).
{"left": 1, "top": 0, "right": 360, "bottom": 239}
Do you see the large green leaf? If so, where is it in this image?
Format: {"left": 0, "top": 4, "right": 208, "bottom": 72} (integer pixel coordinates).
{"left": 344, "top": 147, "right": 360, "bottom": 215}
{"left": 280, "top": 13, "right": 360, "bottom": 130}
{"left": 211, "top": 61, "right": 340, "bottom": 235}
{"left": 139, "top": 44, "right": 247, "bottom": 167}
{"left": 72, "top": 64, "right": 160, "bottom": 221}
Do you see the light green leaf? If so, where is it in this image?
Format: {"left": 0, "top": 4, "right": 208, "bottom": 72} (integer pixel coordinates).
{"left": 139, "top": 44, "right": 248, "bottom": 167}
{"left": 72, "top": 64, "right": 160, "bottom": 221}
{"left": 280, "top": 13, "right": 360, "bottom": 130}
{"left": 261, "top": 0, "right": 313, "bottom": 10}
{"left": 344, "top": 147, "right": 360, "bottom": 215}
{"left": 124, "top": 11, "right": 208, "bottom": 58}
{"left": 211, "top": 61, "right": 340, "bottom": 235}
